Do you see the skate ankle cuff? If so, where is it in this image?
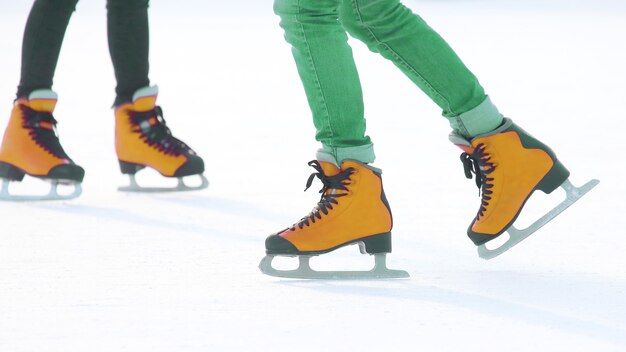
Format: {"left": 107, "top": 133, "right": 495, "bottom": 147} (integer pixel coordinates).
{"left": 132, "top": 85, "right": 159, "bottom": 102}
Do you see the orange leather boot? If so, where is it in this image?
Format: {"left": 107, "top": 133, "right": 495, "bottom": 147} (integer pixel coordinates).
{"left": 0, "top": 90, "right": 84, "bottom": 183}
{"left": 265, "top": 160, "right": 394, "bottom": 255}
{"left": 115, "top": 86, "right": 206, "bottom": 191}
{"left": 260, "top": 159, "right": 408, "bottom": 279}
{"left": 451, "top": 118, "right": 570, "bottom": 246}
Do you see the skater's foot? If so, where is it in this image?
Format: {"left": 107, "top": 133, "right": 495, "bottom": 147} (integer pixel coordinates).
{"left": 265, "top": 159, "right": 393, "bottom": 255}
{"left": 0, "top": 90, "right": 84, "bottom": 183}
{"left": 261, "top": 159, "right": 408, "bottom": 279}
{"left": 451, "top": 117, "right": 599, "bottom": 261}
{"left": 451, "top": 118, "right": 570, "bottom": 245}
{"left": 115, "top": 86, "right": 207, "bottom": 191}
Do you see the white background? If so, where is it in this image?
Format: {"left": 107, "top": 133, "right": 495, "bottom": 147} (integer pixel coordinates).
{"left": 1, "top": 1, "right": 625, "bottom": 351}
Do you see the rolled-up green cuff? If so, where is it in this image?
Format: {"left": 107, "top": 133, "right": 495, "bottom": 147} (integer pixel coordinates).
{"left": 447, "top": 96, "right": 503, "bottom": 138}
{"left": 317, "top": 143, "right": 376, "bottom": 165}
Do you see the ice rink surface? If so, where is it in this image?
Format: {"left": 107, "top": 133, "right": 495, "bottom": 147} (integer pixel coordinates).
{"left": 0, "top": 1, "right": 625, "bottom": 351}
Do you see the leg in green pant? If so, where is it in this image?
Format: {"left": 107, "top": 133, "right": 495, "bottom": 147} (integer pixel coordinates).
{"left": 274, "top": 0, "right": 503, "bottom": 163}
{"left": 274, "top": 0, "right": 373, "bottom": 162}
{"left": 261, "top": 0, "right": 598, "bottom": 277}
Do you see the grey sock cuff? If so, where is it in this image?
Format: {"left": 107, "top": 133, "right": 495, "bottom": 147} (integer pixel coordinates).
{"left": 28, "top": 89, "right": 58, "bottom": 100}
{"left": 448, "top": 96, "right": 504, "bottom": 138}
{"left": 316, "top": 144, "right": 376, "bottom": 165}
{"left": 132, "top": 85, "right": 159, "bottom": 101}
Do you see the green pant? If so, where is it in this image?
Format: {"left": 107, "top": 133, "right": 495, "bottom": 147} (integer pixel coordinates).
{"left": 275, "top": 0, "right": 502, "bottom": 163}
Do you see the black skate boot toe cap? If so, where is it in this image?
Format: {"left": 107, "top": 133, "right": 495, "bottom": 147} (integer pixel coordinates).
{"left": 174, "top": 154, "right": 205, "bottom": 177}
{"left": 47, "top": 163, "right": 85, "bottom": 183}
{"left": 0, "top": 162, "right": 26, "bottom": 181}
{"left": 468, "top": 226, "right": 505, "bottom": 246}
{"left": 265, "top": 234, "right": 299, "bottom": 255}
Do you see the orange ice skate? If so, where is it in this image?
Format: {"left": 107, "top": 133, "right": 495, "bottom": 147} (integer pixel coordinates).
{"left": 0, "top": 90, "right": 84, "bottom": 201}
{"left": 260, "top": 160, "right": 408, "bottom": 279}
{"left": 115, "top": 86, "right": 207, "bottom": 192}
{"left": 452, "top": 118, "right": 599, "bottom": 259}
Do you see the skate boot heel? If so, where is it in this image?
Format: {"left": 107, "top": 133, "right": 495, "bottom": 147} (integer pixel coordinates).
{"left": 358, "top": 232, "right": 392, "bottom": 254}
{"left": 536, "top": 159, "right": 570, "bottom": 194}
{"left": 0, "top": 162, "right": 26, "bottom": 181}
{"left": 119, "top": 160, "right": 146, "bottom": 175}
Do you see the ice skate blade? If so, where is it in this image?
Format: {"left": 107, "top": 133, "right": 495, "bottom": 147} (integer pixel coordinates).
{"left": 0, "top": 178, "right": 82, "bottom": 201}
{"left": 259, "top": 254, "right": 410, "bottom": 280}
{"left": 478, "top": 178, "right": 600, "bottom": 260}
{"left": 118, "top": 173, "right": 209, "bottom": 193}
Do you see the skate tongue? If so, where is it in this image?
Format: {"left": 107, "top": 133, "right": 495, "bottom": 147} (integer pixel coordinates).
{"left": 132, "top": 86, "right": 158, "bottom": 111}
{"left": 314, "top": 161, "right": 340, "bottom": 196}
{"left": 319, "top": 161, "right": 340, "bottom": 177}
{"left": 132, "top": 96, "right": 157, "bottom": 112}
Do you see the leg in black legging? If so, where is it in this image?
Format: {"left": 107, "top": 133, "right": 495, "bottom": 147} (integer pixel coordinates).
{"left": 17, "top": 0, "right": 80, "bottom": 99}
{"left": 107, "top": 0, "right": 151, "bottom": 106}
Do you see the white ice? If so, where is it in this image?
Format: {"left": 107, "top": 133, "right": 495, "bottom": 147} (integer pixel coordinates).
{"left": 0, "top": 1, "right": 625, "bottom": 351}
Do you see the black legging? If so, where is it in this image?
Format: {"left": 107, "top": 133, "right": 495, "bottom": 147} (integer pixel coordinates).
{"left": 17, "top": 0, "right": 150, "bottom": 106}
